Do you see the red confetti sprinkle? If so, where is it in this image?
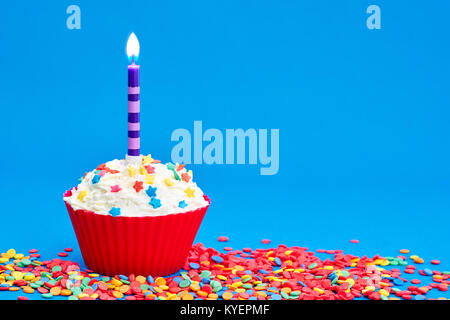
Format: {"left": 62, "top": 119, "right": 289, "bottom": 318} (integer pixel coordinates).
{"left": 58, "top": 252, "right": 68, "bottom": 257}
{"left": 28, "top": 249, "right": 38, "bottom": 253}
{"left": 261, "top": 239, "right": 271, "bottom": 244}
{"left": 350, "top": 239, "right": 359, "bottom": 244}
{"left": 64, "top": 248, "right": 73, "bottom": 252}
{"left": 218, "top": 236, "right": 229, "bottom": 242}
{"left": 431, "top": 260, "right": 441, "bottom": 265}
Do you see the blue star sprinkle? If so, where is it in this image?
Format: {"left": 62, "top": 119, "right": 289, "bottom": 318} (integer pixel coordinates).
{"left": 109, "top": 207, "right": 121, "bottom": 217}
{"left": 146, "top": 186, "right": 157, "bottom": 198}
{"left": 178, "top": 200, "right": 187, "bottom": 208}
{"left": 91, "top": 174, "right": 101, "bottom": 184}
{"left": 149, "top": 197, "right": 161, "bottom": 209}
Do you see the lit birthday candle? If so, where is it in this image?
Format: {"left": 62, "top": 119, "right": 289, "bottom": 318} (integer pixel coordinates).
{"left": 127, "top": 32, "right": 140, "bottom": 157}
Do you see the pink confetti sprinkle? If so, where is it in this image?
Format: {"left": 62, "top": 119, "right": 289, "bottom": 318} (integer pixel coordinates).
{"left": 218, "top": 236, "right": 229, "bottom": 242}
{"left": 261, "top": 239, "right": 271, "bottom": 244}
{"left": 28, "top": 249, "right": 38, "bottom": 253}
{"left": 223, "top": 247, "right": 233, "bottom": 251}
{"left": 350, "top": 239, "right": 360, "bottom": 244}
{"left": 58, "top": 252, "right": 68, "bottom": 257}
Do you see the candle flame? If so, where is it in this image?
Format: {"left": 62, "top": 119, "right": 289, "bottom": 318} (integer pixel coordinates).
{"left": 127, "top": 32, "right": 140, "bottom": 60}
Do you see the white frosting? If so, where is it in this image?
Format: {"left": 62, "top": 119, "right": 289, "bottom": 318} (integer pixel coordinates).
{"left": 64, "top": 155, "right": 209, "bottom": 217}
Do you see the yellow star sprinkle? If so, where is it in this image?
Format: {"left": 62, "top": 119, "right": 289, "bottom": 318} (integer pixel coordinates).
{"left": 164, "top": 178, "right": 174, "bottom": 187}
{"left": 184, "top": 187, "right": 195, "bottom": 198}
{"left": 127, "top": 166, "right": 136, "bottom": 177}
{"left": 77, "top": 190, "right": 87, "bottom": 201}
{"left": 142, "top": 154, "right": 154, "bottom": 165}
{"left": 145, "top": 174, "right": 155, "bottom": 185}
{"left": 139, "top": 165, "right": 147, "bottom": 175}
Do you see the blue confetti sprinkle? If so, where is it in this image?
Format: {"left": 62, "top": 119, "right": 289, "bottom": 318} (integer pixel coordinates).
{"left": 423, "top": 268, "right": 433, "bottom": 276}
{"left": 274, "top": 257, "right": 282, "bottom": 266}
{"left": 190, "top": 262, "right": 200, "bottom": 269}
{"left": 212, "top": 255, "right": 223, "bottom": 263}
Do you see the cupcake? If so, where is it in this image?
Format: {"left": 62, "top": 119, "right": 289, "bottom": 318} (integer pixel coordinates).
{"left": 64, "top": 154, "right": 210, "bottom": 276}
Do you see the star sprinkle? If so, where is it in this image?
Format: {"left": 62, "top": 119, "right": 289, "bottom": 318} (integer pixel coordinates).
{"left": 177, "top": 164, "right": 185, "bottom": 171}
{"left": 111, "top": 185, "right": 122, "bottom": 193}
{"left": 164, "top": 178, "right": 174, "bottom": 187}
{"left": 127, "top": 166, "right": 136, "bottom": 177}
{"left": 149, "top": 197, "right": 161, "bottom": 209}
{"left": 139, "top": 165, "right": 147, "bottom": 175}
{"left": 178, "top": 200, "right": 187, "bottom": 208}
{"left": 77, "top": 190, "right": 87, "bottom": 201}
{"left": 145, "top": 174, "right": 155, "bottom": 185}
{"left": 109, "top": 207, "right": 121, "bottom": 217}
{"left": 184, "top": 187, "right": 195, "bottom": 198}
{"left": 181, "top": 172, "right": 191, "bottom": 183}
{"left": 133, "top": 181, "right": 144, "bottom": 192}
{"left": 146, "top": 186, "right": 157, "bottom": 198}
{"left": 91, "top": 175, "right": 101, "bottom": 184}
{"left": 145, "top": 165, "right": 155, "bottom": 174}
{"left": 142, "top": 155, "right": 154, "bottom": 165}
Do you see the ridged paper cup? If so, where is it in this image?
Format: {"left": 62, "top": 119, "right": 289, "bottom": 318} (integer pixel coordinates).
{"left": 64, "top": 189, "right": 209, "bottom": 277}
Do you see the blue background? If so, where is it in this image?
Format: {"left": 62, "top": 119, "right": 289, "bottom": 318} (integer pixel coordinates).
{"left": 1, "top": 1, "right": 449, "bottom": 299}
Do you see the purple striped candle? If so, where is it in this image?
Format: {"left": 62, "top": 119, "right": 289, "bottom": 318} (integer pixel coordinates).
{"left": 127, "top": 33, "right": 141, "bottom": 157}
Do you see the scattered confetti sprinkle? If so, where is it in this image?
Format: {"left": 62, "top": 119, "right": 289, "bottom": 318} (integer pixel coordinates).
{"left": 218, "top": 236, "right": 229, "bottom": 242}
{"left": 1, "top": 244, "right": 449, "bottom": 301}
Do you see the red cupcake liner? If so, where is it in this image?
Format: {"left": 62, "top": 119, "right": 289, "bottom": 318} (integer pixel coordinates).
{"left": 64, "top": 189, "right": 209, "bottom": 277}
